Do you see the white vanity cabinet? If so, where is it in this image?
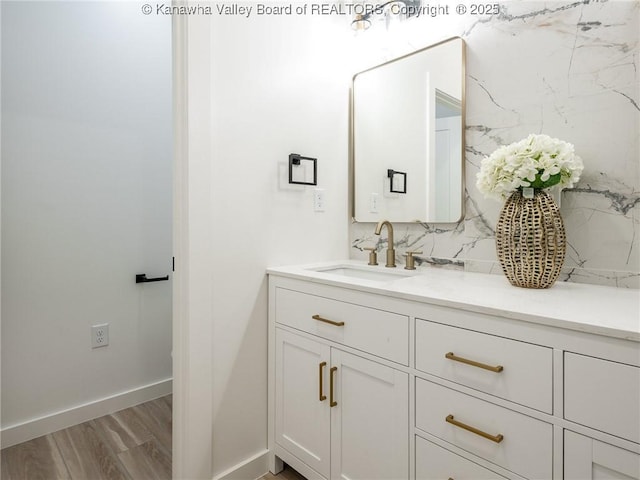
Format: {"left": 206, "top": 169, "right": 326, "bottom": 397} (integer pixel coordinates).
{"left": 415, "top": 435, "right": 509, "bottom": 479}
{"left": 564, "top": 353, "right": 640, "bottom": 444}
{"left": 271, "top": 283, "right": 409, "bottom": 480}
{"left": 414, "top": 318, "right": 554, "bottom": 479}
{"left": 415, "top": 320, "right": 553, "bottom": 413}
{"left": 564, "top": 430, "right": 640, "bottom": 480}
{"left": 563, "top": 353, "right": 640, "bottom": 480}
{"left": 274, "top": 330, "right": 331, "bottom": 477}
{"left": 267, "top": 264, "right": 640, "bottom": 480}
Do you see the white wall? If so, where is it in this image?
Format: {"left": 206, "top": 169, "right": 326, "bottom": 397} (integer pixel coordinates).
{"left": 1, "top": 1, "right": 172, "bottom": 443}
{"left": 0, "top": 1, "right": 3, "bottom": 437}
{"left": 176, "top": 10, "right": 352, "bottom": 479}
{"left": 172, "top": 11, "right": 215, "bottom": 479}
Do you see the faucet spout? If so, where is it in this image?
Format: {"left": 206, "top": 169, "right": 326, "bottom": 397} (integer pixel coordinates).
{"left": 374, "top": 220, "right": 396, "bottom": 268}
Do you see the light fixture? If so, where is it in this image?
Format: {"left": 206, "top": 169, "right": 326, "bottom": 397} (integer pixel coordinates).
{"left": 351, "top": 12, "right": 372, "bottom": 31}
{"left": 351, "top": 0, "right": 422, "bottom": 30}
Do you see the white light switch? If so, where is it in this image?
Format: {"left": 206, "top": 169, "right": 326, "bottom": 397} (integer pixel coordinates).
{"left": 370, "top": 193, "right": 379, "bottom": 213}
{"left": 314, "top": 188, "right": 325, "bottom": 212}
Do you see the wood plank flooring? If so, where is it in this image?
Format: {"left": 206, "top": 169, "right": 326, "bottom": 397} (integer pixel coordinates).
{"left": 1, "top": 395, "right": 172, "bottom": 480}
{"left": 1, "top": 396, "right": 308, "bottom": 480}
{"left": 260, "top": 465, "right": 307, "bottom": 480}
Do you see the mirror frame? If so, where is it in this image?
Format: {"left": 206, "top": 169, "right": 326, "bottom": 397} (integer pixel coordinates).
{"left": 349, "top": 36, "right": 466, "bottom": 224}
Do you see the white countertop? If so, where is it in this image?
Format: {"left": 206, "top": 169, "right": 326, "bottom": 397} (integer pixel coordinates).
{"left": 267, "top": 260, "right": 640, "bottom": 342}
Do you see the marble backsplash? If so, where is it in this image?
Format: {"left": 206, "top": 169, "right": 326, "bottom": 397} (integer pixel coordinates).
{"left": 350, "top": 0, "right": 639, "bottom": 288}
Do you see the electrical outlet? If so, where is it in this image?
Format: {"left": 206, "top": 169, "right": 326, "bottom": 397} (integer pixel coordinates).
{"left": 91, "top": 324, "right": 109, "bottom": 348}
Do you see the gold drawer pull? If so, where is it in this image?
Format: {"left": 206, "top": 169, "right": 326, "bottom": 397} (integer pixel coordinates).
{"left": 312, "top": 314, "right": 345, "bottom": 327}
{"left": 445, "top": 352, "right": 504, "bottom": 373}
{"left": 330, "top": 366, "right": 338, "bottom": 407}
{"left": 319, "top": 362, "right": 327, "bottom": 401}
{"left": 446, "top": 414, "right": 504, "bottom": 443}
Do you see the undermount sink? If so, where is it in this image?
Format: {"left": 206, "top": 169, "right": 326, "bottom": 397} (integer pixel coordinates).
{"left": 311, "top": 265, "right": 415, "bottom": 282}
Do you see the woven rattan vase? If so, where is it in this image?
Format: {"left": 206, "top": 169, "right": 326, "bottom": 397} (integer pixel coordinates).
{"left": 495, "top": 189, "right": 566, "bottom": 289}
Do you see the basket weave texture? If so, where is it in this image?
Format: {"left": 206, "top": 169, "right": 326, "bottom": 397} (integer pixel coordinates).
{"left": 495, "top": 189, "right": 566, "bottom": 289}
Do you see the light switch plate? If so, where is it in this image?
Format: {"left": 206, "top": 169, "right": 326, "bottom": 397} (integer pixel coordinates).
{"left": 314, "top": 188, "right": 325, "bottom": 212}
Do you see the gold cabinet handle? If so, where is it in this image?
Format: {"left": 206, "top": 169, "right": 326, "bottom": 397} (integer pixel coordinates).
{"left": 445, "top": 352, "right": 504, "bottom": 373}
{"left": 312, "top": 314, "right": 345, "bottom": 327}
{"left": 329, "top": 366, "right": 338, "bottom": 407}
{"left": 445, "top": 414, "right": 504, "bottom": 443}
{"left": 319, "top": 362, "right": 327, "bottom": 401}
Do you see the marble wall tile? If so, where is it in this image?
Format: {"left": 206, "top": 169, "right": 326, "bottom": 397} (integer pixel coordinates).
{"left": 350, "top": 0, "right": 639, "bottom": 288}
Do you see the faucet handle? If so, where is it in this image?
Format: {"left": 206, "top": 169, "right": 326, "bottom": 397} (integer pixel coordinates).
{"left": 403, "top": 250, "right": 423, "bottom": 270}
{"left": 363, "top": 247, "right": 378, "bottom": 266}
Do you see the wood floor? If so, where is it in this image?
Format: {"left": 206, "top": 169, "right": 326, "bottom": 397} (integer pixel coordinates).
{"left": 1, "top": 395, "right": 306, "bottom": 480}
{"left": 1, "top": 395, "right": 172, "bottom": 480}
{"left": 260, "top": 465, "right": 307, "bottom": 480}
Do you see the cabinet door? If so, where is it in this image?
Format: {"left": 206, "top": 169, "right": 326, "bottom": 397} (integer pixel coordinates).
{"left": 331, "top": 349, "right": 409, "bottom": 480}
{"left": 275, "top": 328, "right": 331, "bottom": 478}
{"left": 565, "top": 430, "right": 640, "bottom": 480}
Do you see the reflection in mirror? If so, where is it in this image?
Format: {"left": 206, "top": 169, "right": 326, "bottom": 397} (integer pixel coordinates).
{"left": 351, "top": 37, "right": 465, "bottom": 223}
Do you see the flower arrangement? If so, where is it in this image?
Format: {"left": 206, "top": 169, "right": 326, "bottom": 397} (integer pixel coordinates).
{"left": 476, "top": 134, "right": 584, "bottom": 200}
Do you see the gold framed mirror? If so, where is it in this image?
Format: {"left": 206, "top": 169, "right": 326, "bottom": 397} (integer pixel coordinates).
{"left": 351, "top": 37, "right": 466, "bottom": 223}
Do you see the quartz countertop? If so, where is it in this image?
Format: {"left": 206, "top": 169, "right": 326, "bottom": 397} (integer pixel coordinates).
{"left": 267, "top": 260, "right": 640, "bottom": 342}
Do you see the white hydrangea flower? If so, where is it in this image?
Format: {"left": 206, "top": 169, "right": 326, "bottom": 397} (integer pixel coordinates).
{"left": 476, "top": 134, "right": 584, "bottom": 200}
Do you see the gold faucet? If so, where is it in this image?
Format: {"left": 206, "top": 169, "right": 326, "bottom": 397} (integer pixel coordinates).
{"left": 374, "top": 220, "right": 396, "bottom": 268}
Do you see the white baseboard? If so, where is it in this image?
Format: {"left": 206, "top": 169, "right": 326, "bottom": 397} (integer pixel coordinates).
{"left": 213, "top": 449, "right": 270, "bottom": 480}
{"left": 1, "top": 378, "right": 172, "bottom": 448}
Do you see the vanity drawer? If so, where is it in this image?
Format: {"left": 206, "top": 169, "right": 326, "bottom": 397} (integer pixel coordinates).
{"left": 275, "top": 287, "right": 409, "bottom": 365}
{"left": 565, "top": 352, "right": 640, "bottom": 443}
{"left": 415, "top": 319, "right": 553, "bottom": 413}
{"left": 415, "top": 379, "right": 552, "bottom": 479}
{"left": 416, "top": 435, "right": 508, "bottom": 480}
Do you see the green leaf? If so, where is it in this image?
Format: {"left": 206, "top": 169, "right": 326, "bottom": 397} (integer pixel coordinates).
{"left": 527, "top": 172, "right": 562, "bottom": 189}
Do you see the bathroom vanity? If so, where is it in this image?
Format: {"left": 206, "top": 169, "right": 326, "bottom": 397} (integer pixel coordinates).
{"left": 267, "top": 261, "right": 640, "bottom": 479}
